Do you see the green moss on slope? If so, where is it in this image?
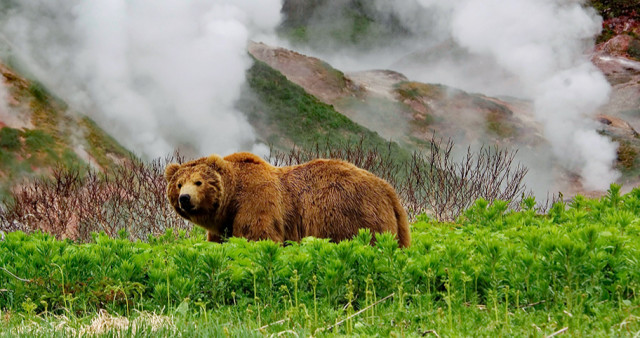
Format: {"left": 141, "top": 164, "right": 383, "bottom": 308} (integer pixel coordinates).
{"left": 0, "top": 62, "right": 133, "bottom": 200}
{"left": 79, "top": 117, "right": 132, "bottom": 169}
{"left": 240, "top": 58, "right": 410, "bottom": 161}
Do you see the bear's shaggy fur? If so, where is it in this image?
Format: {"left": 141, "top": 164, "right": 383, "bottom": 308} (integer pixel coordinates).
{"left": 165, "top": 152, "right": 410, "bottom": 247}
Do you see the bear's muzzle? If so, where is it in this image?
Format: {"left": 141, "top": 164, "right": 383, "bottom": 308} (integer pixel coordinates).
{"left": 179, "top": 194, "right": 193, "bottom": 212}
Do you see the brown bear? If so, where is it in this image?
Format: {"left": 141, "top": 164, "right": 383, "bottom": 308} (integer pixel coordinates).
{"left": 164, "top": 152, "right": 410, "bottom": 247}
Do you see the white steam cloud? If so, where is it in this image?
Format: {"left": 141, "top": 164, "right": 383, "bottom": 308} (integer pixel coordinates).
{"left": 0, "top": 0, "right": 281, "bottom": 158}
{"left": 1, "top": 0, "right": 619, "bottom": 190}
{"left": 302, "top": 0, "right": 618, "bottom": 191}
{"left": 449, "top": 0, "right": 618, "bottom": 190}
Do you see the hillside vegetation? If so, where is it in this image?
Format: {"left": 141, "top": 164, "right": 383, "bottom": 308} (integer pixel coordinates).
{"left": 280, "top": 0, "right": 409, "bottom": 49}
{"left": 589, "top": 0, "right": 640, "bottom": 19}
{"left": 239, "top": 58, "right": 409, "bottom": 158}
{"left": 0, "top": 62, "right": 131, "bottom": 199}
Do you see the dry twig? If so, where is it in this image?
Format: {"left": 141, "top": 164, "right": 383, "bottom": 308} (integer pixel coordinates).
{"left": 321, "top": 292, "right": 395, "bottom": 332}
{"left": 546, "top": 327, "right": 568, "bottom": 337}
{"left": 0, "top": 152, "right": 189, "bottom": 242}
{"left": 422, "top": 329, "right": 441, "bottom": 337}
{"left": 256, "top": 318, "right": 290, "bottom": 331}
{"left": 0, "top": 267, "right": 31, "bottom": 282}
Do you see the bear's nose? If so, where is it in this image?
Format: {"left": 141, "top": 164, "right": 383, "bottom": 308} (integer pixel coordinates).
{"left": 179, "top": 194, "right": 192, "bottom": 209}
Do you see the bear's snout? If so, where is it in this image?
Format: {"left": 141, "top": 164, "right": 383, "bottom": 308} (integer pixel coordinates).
{"left": 179, "top": 194, "right": 193, "bottom": 211}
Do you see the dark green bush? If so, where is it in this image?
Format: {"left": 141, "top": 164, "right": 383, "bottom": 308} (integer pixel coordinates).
{"left": 23, "top": 129, "right": 54, "bottom": 151}
{"left": 28, "top": 81, "right": 50, "bottom": 104}
{"left": 589, "top": 0, "right": 640, "bottom": 19}
{"left": 0, "top": 127, "right": 20, "bottom": 150}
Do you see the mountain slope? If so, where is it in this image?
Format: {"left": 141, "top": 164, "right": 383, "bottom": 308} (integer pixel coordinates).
{"left": 238, "top": 57, "right": 409, "bottom": 161}
{"left": 0, "top": 61, "right": 131, "bottom": 199}
{"left": 248, "top": 42, "right": 540, "bottom": 147}
{"left": 248, "top": 40, "right": 640, "bottom": 196}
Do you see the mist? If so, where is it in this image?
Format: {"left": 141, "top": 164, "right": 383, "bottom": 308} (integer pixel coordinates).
{"left": 0, "top": 0, "right": 281, "bottom": 159}
{"left": 0, "top": 74, "right": 9, "bottom": 125}
{"left": 0, "top": 0, "right": 620, "bottom": 192}
{"left": 284, "top": 0, "right": 619, "bottom": 192}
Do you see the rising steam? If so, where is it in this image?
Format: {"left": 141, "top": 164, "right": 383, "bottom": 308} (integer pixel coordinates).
{"left": 293, "top": 0, "right": 619, "bottom": 191}
{"left": 0, "top": 0, "right": 620, "bottom": 191}
{"left": 0, "top": 76, "right": 11, "bottom": 127}
{"left": 450, "top": 0, "right": 618, "bottom": 190}
{"left": 0, "top": 0, "right": 281, "bottom": 158}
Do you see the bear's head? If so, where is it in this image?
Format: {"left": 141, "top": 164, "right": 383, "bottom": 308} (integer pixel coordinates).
{"left": 164, "top": 156, "right": 227, "bottom": 223}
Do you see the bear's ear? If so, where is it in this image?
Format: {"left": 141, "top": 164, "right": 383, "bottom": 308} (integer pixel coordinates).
{"left": 205, "top": 154, "right": 226, "bottom": 169}
{"left": 164, "top": 163, "right": 180, "bottom": 183}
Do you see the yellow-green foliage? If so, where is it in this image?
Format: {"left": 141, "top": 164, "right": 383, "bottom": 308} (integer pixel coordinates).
{"left": 618, "top": 140, "right": 639, "bottom": 170}
{"left": 0, "top": 69, "right": 131, "bottom": 198}
{"left": 395, "top": 82, "right": 446, "bottom": 101}
{"left": 79, "top": 117, "right": 131, "bottom": 168}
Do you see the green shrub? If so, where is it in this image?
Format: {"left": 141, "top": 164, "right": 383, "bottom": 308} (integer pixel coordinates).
{"left": 0, "top": 127, "right": 20, "bottom": 150}
{"left": 23, "top": 129, "right": 54, "bottom": 151}
{"left": 628, "top": 39, "right": 640, "bottom": 60}
{"left": 28, "top": 81, "right": 50, "bottom": 104}
{"left": 0, "top": 185, "right": 638, "bottom": 336}
{"left": 589, "top": 0, "right": 640, "bottom": 19}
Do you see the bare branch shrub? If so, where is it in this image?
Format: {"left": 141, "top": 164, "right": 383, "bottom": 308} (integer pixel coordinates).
{"left": 0, "top": 137, "right": 531, "bottom": 241}
{"left": 403, "top": 136, "right": 529, "bottom": 221}
{"left": 0, "top": 152, "right": 189, "bottom": 242}
{"left": 268, "top": 136, "right": 529, "bottom": 222}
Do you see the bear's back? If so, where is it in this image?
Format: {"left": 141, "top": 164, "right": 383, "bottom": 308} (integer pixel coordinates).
{"left": 280, "top": 159, "right": 400, "bottom": 242}
{"left": 224, "top": 152, "right": 267, "bottom": 165}
{"left": 282, "top": 158, "right": 371, "bottom": 182}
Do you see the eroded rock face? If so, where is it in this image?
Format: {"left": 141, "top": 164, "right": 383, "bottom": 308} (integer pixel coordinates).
{"left": 597, "top": 114, "right": 639, "bottom": 139}
{"left": 0, "top": 63, "right": 33, "bottom": 130}
{"left": 248, "top": 41, "right": 361, "bottom": 105}
{"left": 346, "top": 70, "right": 408, "bottom": 101}
{"left": 598, "top": 34, "right": 635, "bottom": 57}
{"left": 248, "top": 41, "right": 537, "bottom": 147}
{"left": 593, "top": 33, "right": 640, "bottom": 138}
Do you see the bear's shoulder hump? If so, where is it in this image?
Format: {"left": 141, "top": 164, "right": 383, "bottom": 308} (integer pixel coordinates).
{"left": 223, "top": 152, "right": 267, "bottom": 165}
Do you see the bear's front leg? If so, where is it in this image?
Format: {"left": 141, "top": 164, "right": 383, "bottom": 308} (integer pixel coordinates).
{"left": 233, "top": 207, "right": 284, "bottom": 243}
{"left": 207, "top": 231, "right": 223, "bottom": 243}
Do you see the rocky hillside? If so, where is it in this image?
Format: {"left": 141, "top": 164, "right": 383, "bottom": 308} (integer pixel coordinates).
{"left": 237, "top": 55, "right": 409, "bottom": 162}
{"left": 591, "top": 11, "right": 640, "bottom": 182}
{"left": 248, "top": 35, "right": 640, "bottom": 195}
{"left": 0, "top": 61, "right": 131, "bottom": 199}
{"left": 249, "top": 42, "right": 537, "bottom": 149}
{"left": 279, "top": 0, "right": 410, "bottom": 50}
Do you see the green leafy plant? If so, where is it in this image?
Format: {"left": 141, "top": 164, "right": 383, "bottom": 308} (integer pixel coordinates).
{"left": 1, "top": 185, "right": 639, "bottom": 335}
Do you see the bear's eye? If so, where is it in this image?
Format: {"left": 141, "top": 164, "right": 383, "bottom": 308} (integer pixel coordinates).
{"left": 177, "top": 183, "right": 182, "bottom": 189}
{"left": 195, "top": 181, "right": 202, "bottom": 186}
